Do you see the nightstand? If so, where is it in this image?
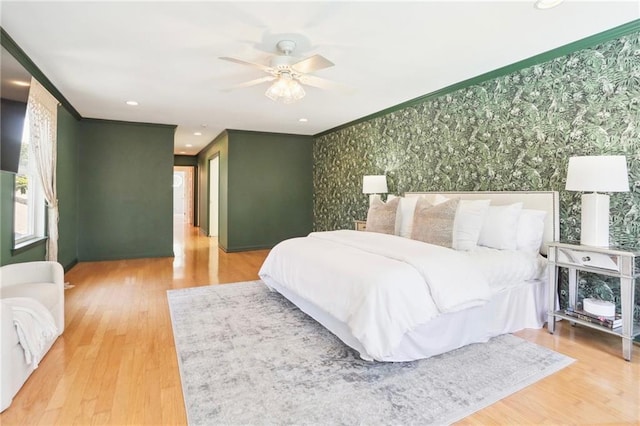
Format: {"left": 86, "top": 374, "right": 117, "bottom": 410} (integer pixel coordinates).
{"left": 547, "top": 242, "right": 640, "bottom": 361}
{"left": 354, "top": 220, "right": 367, "bottom": 231}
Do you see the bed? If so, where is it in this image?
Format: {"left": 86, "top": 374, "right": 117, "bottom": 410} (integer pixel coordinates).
{"left": 259, "top": 191, "right": 560, "bottom": 362}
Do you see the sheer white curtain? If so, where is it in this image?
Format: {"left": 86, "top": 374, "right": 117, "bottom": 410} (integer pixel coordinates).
{"left": 27, "top": 77, "right": 59, "bottom": 261}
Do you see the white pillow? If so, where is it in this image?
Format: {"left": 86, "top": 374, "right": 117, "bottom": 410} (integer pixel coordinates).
{"left": 516, "top": 209, "right": 547, "bottom": 253}
{"left": 396, "top": 196, "right": 420, "bottom": 238}
{"left": 478, "top": 203, "right": 524, "bottom": 250}
{"left": 434, "top": 195, "right": 491, "bottom": 250}
{"left": 452, "top": 199, "right": 491, "bottom": 251}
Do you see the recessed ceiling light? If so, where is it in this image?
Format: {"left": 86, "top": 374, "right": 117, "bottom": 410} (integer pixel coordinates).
{"left": 179, "top": 151, "right": 186, "bottom": 154}
{"left": 186, "top": 144, "right": 193, "bottom": 147}
{"left": 125, "top": 100, "right": 139, "bottom": 106}
{"left": 193, "top": 132, "right": 202, "bottom": 136}
{"left": 534, "top": 0, "right": 564, "bottom": 9}
{"left": 298, "top": 118, "right": 308, "bottom": 123}
{"left": 12, "top": 80, "right": 30, "bottom": 87}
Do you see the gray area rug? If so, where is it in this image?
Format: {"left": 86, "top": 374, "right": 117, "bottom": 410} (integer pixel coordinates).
{"left": 167, "top": 281, "right": 574, "bottom": 425}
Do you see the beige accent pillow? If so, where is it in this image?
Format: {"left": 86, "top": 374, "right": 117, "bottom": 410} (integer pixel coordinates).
{"left": 411, "top": 197, "right": 460, "bottom": 248}
{"left": 365, "top": 197, "right": 400, "bottom": 235}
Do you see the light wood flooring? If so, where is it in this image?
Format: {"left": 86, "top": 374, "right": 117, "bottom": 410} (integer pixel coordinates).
{"left": 1, "top": 220, "right": 638, "bottom": 425}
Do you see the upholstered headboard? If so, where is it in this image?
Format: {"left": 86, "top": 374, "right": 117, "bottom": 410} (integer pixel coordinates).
{"left": 404, "top": 191, "right": 560, "bottom": 255}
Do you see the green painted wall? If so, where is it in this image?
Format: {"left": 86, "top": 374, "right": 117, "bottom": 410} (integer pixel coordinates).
{"left": 57, "top": 106, "right": 81, "bottom": 269}
{"left": 227, "top": 130, "right": 313, "bottom": 251}
{"left": 198, "top": 132, "right": 229, "bottom": 248}
{"left": 78, "top": 119, "right": 175, "bottom": 261}
{"left": 174, "top": 155, "right": 198, "bottom": 167}
{"left": 0, "top": 105, "right": 81, "bottom": 268}
{"left": 313, "top": 31, "right": 640, "bottom": 320}
{"left": 196, "top": 130, "right": 313, "bottom": 252}
{"left": 2, "top": 113, "right": 174, "bottom": 266}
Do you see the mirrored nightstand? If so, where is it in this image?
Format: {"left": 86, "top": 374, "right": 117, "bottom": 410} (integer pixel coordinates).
{"left": 547, "top": 241, "right": 640, "bottom": 361}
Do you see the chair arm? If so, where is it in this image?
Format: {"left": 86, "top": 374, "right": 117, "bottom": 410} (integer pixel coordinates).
{"left": 0, "top": 300, "right": 16, "bottom": 380}
{"left": 0, "top": 261, "right": 65, "bottom": 334}
{"left": 0, "top": 261, "right": 64, "bottom": 289}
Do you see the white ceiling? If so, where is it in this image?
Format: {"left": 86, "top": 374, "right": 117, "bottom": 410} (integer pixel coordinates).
{"left": 1, "top": 1, "right": 638, "bottom": 155}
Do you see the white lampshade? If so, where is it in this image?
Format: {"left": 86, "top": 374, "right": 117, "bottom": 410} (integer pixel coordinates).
{"left": 565, "top": 155, "right": 629, "bottom": 247}
{"left": 565, "top": 155, "right": 629, "bottom": 192}
{"left": 362, "top": 175, "right": 388, "bottom": 194}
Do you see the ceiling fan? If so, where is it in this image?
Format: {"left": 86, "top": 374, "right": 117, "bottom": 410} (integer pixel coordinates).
{"left": 220, "top": 40, "right": 343, "bottom": 103}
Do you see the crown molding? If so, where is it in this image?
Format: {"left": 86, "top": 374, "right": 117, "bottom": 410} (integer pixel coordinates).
{"left": 1, "top": 27, "right": 82, "bottom": 120}
{"left": 315, "top": 19, "right": 640, "bottom": 138}
{"left": 81, "top": 117, "right": 177, "bottom": 129}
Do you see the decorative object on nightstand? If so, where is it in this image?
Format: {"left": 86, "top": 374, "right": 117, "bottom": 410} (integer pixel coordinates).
{"left": 354, "top": 220, "right": 366, "bottom": 231}
{"left": 563, "top": 307, "right": 622, "bottom": 329}
{"left": 565, "top": 155, "right": 629, "bottom": 247}
{"left": 583, "top": 297, "right": 615, "bottom": 317}
{"left": 362, "top": 175, "right": 388, "bottom": 204}
{"left": 547, "top": 241, "right": 639, "bottom": 361}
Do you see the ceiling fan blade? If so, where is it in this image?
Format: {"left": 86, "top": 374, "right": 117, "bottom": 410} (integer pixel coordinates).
{"left": 291, "top": 54, "right": 334, "bottom": 74}
{"left": 298, "top": 74, "right": 354, "bottom": 94}
{"left": 225, "top": 76, "right": 276, "bottom": 91}
{"left": 219, "top": 56, "right": 273, "bottom": 73}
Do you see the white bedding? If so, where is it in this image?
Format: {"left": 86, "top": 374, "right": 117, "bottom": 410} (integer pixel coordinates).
{"left": 464, "top": 246, "right": 547, "bottom": 290}
{"left": 259, "top": 230, "right": 491, "bottom": 360}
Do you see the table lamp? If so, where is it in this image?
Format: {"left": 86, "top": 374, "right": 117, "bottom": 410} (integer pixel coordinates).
{"left": 565, "top": 155, "right": 629, "bottom": 247}
{"left": 362, "top": 175, "right": 388, "bottom": 204}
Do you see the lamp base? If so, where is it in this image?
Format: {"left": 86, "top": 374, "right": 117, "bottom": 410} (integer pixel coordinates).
{"left": 580, "top": 193, "right": 609, "bottom": 247}
{"left": 369, "top": 194, "right": 382, "bottom": 205}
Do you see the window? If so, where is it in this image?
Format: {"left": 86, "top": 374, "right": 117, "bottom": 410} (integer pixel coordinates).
{"left": 14, "top": 117, "right": 45, "bottom": 246}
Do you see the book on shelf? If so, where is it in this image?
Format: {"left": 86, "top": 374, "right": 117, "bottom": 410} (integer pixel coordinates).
{"left": 564, "top": 308, "right": 622, "bottom": 329}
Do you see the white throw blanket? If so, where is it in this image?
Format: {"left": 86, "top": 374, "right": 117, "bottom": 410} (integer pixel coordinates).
{"left": 259, "top": 230, "right": 491, "bottom": 360}
{"left": 2, "top": 297, "right": 58, "bottom": 367}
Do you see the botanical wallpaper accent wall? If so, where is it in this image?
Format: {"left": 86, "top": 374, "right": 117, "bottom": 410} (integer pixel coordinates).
{"left": 313, "top": 31, "right": 640, "bottom": 320}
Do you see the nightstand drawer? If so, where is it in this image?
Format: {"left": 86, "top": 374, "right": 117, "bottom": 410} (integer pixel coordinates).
{"left": 557, "top": 248, "right": 619, "bottom": 272}
{"left": 354, "top": 220, "right": 367, "bottom": 231}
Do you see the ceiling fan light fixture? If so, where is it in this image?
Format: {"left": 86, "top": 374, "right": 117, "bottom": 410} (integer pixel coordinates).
{"left": 265, "top": 74, "right": 306, "bottom": 104}
{"left": 222, "top": 39, "right": 339, "bottom": 100}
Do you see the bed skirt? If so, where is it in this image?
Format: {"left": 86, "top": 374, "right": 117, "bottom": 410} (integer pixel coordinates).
{"left": 263, "top": 277, "right": 548, "bottom": 362}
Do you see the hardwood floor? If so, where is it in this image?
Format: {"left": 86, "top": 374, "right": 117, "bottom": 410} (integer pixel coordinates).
{"left": 1, "top": 220, "right": 638, "bottom": 425}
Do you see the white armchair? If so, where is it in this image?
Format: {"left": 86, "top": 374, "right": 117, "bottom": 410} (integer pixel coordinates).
{"left": 0, "top": 261, "right": 65, "bottom": 412}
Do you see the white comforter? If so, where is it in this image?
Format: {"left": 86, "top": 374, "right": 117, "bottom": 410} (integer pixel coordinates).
{"left": 259, "top": 230, "right": 491, "bottom": 360}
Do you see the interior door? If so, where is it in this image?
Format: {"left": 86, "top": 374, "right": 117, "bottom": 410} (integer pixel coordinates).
{"left": 209, "top": 156, "right": 219, "bottom": 237}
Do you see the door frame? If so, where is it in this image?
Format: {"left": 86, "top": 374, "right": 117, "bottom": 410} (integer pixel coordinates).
{"left": 208, "top": 155, "right": 220, "bottom": 237}
{"left": 173, "top": 166, "right": 195, "bottom": 225}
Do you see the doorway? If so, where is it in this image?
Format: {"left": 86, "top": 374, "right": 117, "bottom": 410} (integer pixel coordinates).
{"left": 173, "top": 166, "right": 194, "bottom": 225}
{"left": 208, "top": 156, "right": 219, "bottom": 237}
